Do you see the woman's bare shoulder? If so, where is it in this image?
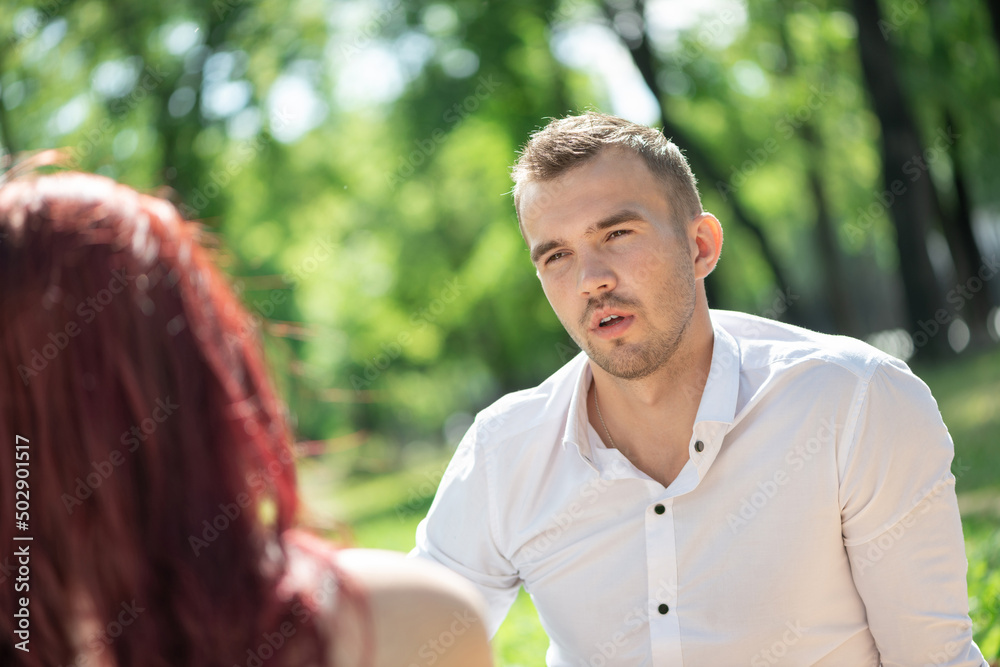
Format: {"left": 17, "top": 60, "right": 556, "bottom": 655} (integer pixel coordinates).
{"left": 334, "top": 548, "right": 493, "bottom": 667}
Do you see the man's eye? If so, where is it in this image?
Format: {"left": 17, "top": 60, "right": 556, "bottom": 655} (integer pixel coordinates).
{"left": 546, "top": 251, "right": 568, "bottom": 264}
{"left": 608, "top": 229, "right": 631, "bottom": 239}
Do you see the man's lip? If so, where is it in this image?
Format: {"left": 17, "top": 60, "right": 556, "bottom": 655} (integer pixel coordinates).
{"left": 589, "top": 309, "right": 633, "bottom": 331}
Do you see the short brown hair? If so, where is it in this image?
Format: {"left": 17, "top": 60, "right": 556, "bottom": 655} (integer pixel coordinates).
{"left": 511, "top": 112, "right": 703, "bottom": 227}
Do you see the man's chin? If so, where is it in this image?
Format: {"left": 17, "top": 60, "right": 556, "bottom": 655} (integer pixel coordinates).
{"left": 584, "top": 345, "right": 663, "bottom": 381}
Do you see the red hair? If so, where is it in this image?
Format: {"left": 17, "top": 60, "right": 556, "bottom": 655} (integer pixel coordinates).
{"left": 0, "top": 171, "right": 367, "bottom": 666}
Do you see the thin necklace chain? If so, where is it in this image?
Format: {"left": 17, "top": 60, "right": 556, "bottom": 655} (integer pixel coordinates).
{"left": 594, "top": 387, "right": 617, "bottom": 450}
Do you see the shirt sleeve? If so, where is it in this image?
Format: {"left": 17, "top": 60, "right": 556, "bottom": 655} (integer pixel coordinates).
{"left": 409, "top": 416, "right": 521, "bottom": 637}
{"left": 839, "top": 358, "right": 988, "bottom": 666}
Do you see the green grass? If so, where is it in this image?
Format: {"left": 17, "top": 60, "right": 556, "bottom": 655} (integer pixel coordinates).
{"left": 300, "top": 347, "right": 1000, "bottom": 665}
{"left": 916, "top": 347, "right": 1000, "bottom": 661}
{"left": 297, "top": 447, "right": 550, "bottom": 662}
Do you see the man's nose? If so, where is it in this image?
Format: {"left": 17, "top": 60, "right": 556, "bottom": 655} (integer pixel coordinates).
{"left": 577, "top": 251, "right": 617, "bottom": 296}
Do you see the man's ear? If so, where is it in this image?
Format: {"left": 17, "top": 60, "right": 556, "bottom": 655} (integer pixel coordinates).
{"left": 691, "top": 212, "right": 723, "bottom": 280}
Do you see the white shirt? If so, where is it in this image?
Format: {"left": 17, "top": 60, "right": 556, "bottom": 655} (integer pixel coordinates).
{"left": 411, "top": 311, "right": 988, "bottom": 666}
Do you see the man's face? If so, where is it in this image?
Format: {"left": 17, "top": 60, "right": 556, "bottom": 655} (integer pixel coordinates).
{"left": 519, "top": 148, "right": 698, "bottom": 380}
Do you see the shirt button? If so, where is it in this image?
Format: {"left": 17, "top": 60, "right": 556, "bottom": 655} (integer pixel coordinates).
{"left": 658, "top": 603, "right": 669, "bottom": 614}
{"left": 694, "top": 440, "right": 704, "bottom": 453}
{"left": 654, "top": 504, "right": 665, "bottom": 515}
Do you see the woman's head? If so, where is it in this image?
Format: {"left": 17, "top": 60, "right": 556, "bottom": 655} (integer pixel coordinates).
{"left": 0, "top": 171, "right": 328, "bottom": 665}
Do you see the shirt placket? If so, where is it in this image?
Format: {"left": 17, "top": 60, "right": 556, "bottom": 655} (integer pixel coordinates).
{"left": 646, "top": 497, "right": 682, "bottom": 665}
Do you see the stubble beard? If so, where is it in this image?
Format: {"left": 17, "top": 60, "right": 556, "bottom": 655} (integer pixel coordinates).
{"left": 571, "top": 281, "right": 697, "bottom": 381}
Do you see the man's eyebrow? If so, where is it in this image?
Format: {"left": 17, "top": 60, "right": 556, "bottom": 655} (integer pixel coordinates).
{"left": 530, "top": 210, "right": 646, "bottom": 265}
{"left": 593, "top": 209, "right": 644, "bottom": 231}
{"left": 530, "top": 238, "right": 564, "bottom": 265}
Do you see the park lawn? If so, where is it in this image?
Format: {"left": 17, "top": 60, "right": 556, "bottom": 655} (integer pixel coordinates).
{"left": 917, "top": 347, "right": 1000, "bottom": 661}
{"left": 299, "top": 346, "right": 1000, "bottom": 665}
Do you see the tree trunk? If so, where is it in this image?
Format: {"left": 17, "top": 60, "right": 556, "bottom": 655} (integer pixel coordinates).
{"left": 984, "top": 0, "right": 1000, "bottom": 62}
{"left": 939, "top": 111, "right": 995, "bottom": 342}
{"left": 850, "top": 0, "right": 951, "bottom": 357}
{"left": 922, "top": 2, "right": 996, "bottom": 347}
{"left": 805, "top": 137, "right": 860, "bottom": 336}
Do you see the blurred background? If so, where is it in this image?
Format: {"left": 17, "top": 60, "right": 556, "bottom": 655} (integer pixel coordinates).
{"left": 2, "top": 0, "right": 999, "bottom": 662}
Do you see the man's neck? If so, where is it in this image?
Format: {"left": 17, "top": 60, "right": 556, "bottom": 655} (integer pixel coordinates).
{"left": 586, "top": 308, "right": 715, "bottom": 487}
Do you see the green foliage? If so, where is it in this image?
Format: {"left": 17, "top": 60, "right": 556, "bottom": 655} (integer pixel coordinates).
{"left": 4, "top": 0, "right": 999, "bottom": 449}
{"left": 965, "top": 517, "right": 1000, "bottom": 660}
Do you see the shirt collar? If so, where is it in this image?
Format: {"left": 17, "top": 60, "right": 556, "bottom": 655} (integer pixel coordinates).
{"left": 562, "top": 353, "right": 598, "bottom": 467}
{"left": 561, "top": 314, "right": 742, "bottom": 467}
{"left": 696, "top": 312, "right": 741, "bottom": 427}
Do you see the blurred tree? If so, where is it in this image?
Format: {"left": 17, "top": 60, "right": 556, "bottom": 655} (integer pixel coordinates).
{"left": 772, "top": 0, "right": 859, "bottom": 336}
{"left": 986, "top": 0, "right": 1000, "bottom": 57}
{"left": 924, "top": 0, "right": 996, "bottom": 347}
{"left": 2, "top": 0, "right": 998, "bottom": 456}
{"left": 851, "top": 0, "right": 951, "bottom": 356}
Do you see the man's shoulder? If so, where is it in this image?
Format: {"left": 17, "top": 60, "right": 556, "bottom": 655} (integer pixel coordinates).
{"left": 711, "top": 309, "right": 902, "bottom": 382}
{"left": 469, "top": 351, "right": 587, "bottom": 446}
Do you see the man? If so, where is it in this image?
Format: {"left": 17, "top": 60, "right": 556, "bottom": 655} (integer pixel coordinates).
{"left": 411, "top": 112, "right": 988, "bottom": 665}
